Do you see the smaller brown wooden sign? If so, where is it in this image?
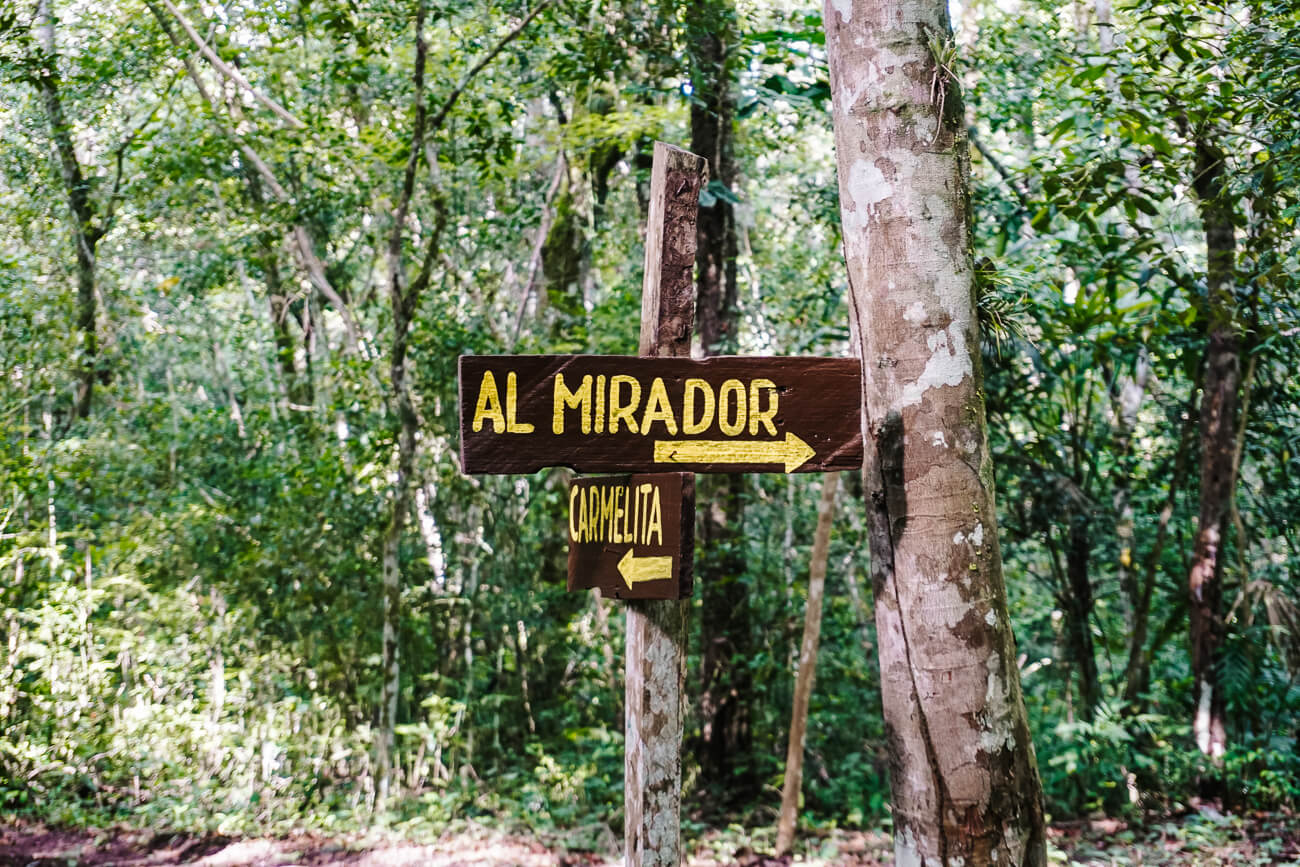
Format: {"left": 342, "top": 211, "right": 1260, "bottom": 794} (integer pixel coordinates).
{"left": 567, "top": 472, "right": 694, "bottom": 600}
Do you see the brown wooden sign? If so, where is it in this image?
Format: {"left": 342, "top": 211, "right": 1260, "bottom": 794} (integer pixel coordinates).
{"left": 567, "top": 473, "right": 693, "bottom": 600}
{"left": 458, "top": 355, "right": 862, "bottom": 475}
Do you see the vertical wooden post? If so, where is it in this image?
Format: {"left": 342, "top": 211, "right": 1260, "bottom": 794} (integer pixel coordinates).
{"left": 626, "top": 142, "right": 706, "bottom": 867}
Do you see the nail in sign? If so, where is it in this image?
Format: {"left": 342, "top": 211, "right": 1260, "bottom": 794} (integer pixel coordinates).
{"left": 458, "top": 355, "right": 863, "bottom": 475}
{"left": 567, "top": 473, "right": 693, "bottom": 600}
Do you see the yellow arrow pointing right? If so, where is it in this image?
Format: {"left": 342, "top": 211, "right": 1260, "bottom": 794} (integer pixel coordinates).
{"left": 617, "top": 549, "right": 674, "bottom": 589}
{"left": 653, "top": 431, "right": 817, "bottom": 473}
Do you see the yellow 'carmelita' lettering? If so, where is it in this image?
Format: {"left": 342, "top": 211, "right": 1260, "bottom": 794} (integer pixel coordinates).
{"left": 646, "top": 486, "right": 663, "bottom": 544}
{"left": 568, "top": 481, "right": 664, "bottom": 547}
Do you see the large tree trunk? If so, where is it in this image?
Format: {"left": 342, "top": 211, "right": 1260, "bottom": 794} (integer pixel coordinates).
{"left": 688, "top": 0, "right": 753, "bottom": 803}
{"left": 824, "top": 0, "right": 1047, "bottom": 862}
{"left": 775, "top": 472, "right": 840, "bottom": 856}
{"left": 1187, "top": 137, "right": 1238, "bottom": 763}
{"left": 34, "top": 0, "right": 103, "bottom": 419}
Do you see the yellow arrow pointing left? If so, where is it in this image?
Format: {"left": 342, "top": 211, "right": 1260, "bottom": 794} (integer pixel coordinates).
{"left": 618, "top": 549, "right": 674, "bottom": 589}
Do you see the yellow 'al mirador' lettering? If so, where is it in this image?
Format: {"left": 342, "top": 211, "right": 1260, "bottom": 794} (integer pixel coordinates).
{"left": 473, "top": 371, "right": 534, "bottom": 434}
{"left": 504, "top": 372, "right": 534, "bottom": 433}
{"left": 472, "top": 371, "right": 504, "bottom": 433}
{"left": 749, "top": 378, "right": 778, "bottom": 436}
{"left": 608, "top": 375, "right": 641, "bottom": 434}
{"left": 549, "top": 373, "right": 780, "bottom": 438}
{"left": 553, "top": 373, "right": 592, "bottom": 434}
{"left": 640, "top": 378, "right": 677, "bottom": 435}
{"left": 718, "top": 379, "right": 746, "bottom": 436}
{"left": 683, "top": 378, "right": 714, "bottom": 434}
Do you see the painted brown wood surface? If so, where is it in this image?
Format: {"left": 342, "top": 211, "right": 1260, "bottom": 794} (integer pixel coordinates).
{"left": 624, "top": 142, "right": 702, "bottom": 867}
{"left": 567, "top": 473, "right": 694, "bottom": 600}
{"left": 458, "top": 354, "right": 863, "bottom": 475}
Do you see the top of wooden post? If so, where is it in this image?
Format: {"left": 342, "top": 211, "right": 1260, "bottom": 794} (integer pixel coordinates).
{"left": 639, "top": 142, "right": 708, "bottom": 360}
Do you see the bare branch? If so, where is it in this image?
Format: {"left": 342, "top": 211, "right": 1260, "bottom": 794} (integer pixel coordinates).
{"left": 427, "top": 0, "right": 554, "bottom": 135}
{"left": 155, "top": 0, "right": 306, "bottom": 129}
{"left": 389, "top": 0, "right": 431, "bottom": 264}
{"left": 512, "top": 152, "right": 567, "bottom": 347}
{"left": 145, "top": 0, "right": 360, "bottom": 350}
{"left": 103, "top": 67, "right": 183, "bottom": 230}
{"left": 969, "top": 126, "right": 1030, "bottom": 211}
{"left": 292, "top": 227, "right": 361, "bottom": 350}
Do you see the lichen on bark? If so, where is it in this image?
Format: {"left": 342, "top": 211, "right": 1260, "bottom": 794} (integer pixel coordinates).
{"left": 824, "top": 0, "right": 1048, "bottom": 862}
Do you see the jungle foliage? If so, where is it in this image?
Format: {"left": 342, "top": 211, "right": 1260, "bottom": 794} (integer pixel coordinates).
{"left": 0, "top": 0, "right": 1298, "bottom": 844}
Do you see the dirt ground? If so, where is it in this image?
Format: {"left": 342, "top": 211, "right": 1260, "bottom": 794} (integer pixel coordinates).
{"left": 2, "top": 813, "right": 1298, "bottom": 866}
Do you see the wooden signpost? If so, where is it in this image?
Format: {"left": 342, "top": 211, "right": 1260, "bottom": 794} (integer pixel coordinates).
{"left": 459, "top": 355, "right": 862, "bottom": 475}
{"left": 456, "top": 142, "right": 860, "bottom": 866}
{"left": 567, "top": 472, "right": 694, "bottom": 600}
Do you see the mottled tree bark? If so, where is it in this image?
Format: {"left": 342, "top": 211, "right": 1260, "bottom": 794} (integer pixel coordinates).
{"left": 824, "top": 0, "right": 1047, "bottom": 861}
{"left": 776, "top": 472, "right": 840, "bottom": 855}
{"left": 626, "top": 142, "right": 706, "bottom": 867}
{"left": 1187, "top": 137, "right": 1238, "bottom": 763}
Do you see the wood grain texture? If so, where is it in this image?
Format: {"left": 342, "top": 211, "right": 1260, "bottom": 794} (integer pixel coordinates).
{"left": 625, "top": 142, "right": 700, "bottom": 867}
{"left": 458, "top": 355, "right": 863, "bottom": 475}
{"left": 639, "top": 143, "right": 706, "bottom": 359}
{"left": 567, "top": 473, "right": 694, "bottom": 600}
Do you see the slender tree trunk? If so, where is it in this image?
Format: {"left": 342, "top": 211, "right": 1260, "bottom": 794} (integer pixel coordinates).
{"left": 1111, "top": 355, "right": 1150, "bottom": 663}
{"left": 776, "top": 472, "right": 840, "bottom": 856}
{"left": 34, "top": 0, "right": 103, "bottom": 419}
{"left": 690, "top": 6, "right": 738, "bottom": 357}
{"left": 369, "top": 0, "right": 540, "bottom": 801}
{"left": 242, "top": 170, "right": 306, "bottom": 407}
{"left": 1094, "top": 0, "right": 1159, "bottom": 665}
{"left": 376, "top": 1, "right": 434, "bottom": 802}
{"left": 1187, "top": 137, "right": 1238, "bottom": 763}
{"left": 688, "top": 0, "right": 754, "bottom": 801}
{"left": 1123, "top": 399, "right": 1197, "bottom": 708}
{"left": 825, "top": 0, "right": 1047, "bottom": 861}
{"left": 376, "top": 390, "right": 416, "bottom": 803}
{"left": 1065, "top": 518, "right": 1101, "bottom": 719}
